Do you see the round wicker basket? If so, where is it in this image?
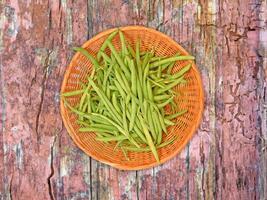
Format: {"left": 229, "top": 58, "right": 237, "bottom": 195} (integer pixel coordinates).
{"left": 60, "top": 26, "right": 204, "bottom": 170}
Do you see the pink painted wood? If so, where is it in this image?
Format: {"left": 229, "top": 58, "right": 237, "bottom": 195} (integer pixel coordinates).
{"left": 0, "top": 0, "right": 266, "bottom": 199}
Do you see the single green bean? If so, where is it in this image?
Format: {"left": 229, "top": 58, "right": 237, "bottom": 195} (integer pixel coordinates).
{"left": 157, "top": 97, "right": 174, "bottom": 108}
{"left": 79, "top": 127, "right": 114, "bottom": 133}
{"left": 152, "top": 109, "right": 162, "bottom": 144}
{"left": 112, "top": 93, "right": 122, "bottom": 114}
{"left": 122, "top": 102, "right": 128, "bottom": 132}
{"left": 168, "top": 63, "right": 191, "bottom": 80}
{"left": 136, "top": 39, "right": 143, "bottom": 87}
{"left": 114, "top": 80, "right": 126, "bottom": 98}
{"left": 129, "top": 59, "right": 137, "bottom": 96}
{"left": 91, "top": 123, "right": 118, "bottom": 131}
{"left": 164, "top": 118, "right": 175, "bottom": 126}
{"left": 154, "top": 76, "right": 184, "bottom": 95}
{"left": 127, "top": 43, "right": 135, "bottom": 58}
{"left": 136, "top": 77, "right": 143, "bottom": 102}
{"left": 147, "top": 105, "right": 157, "bottom": 142}
{"left": 153, "top": 105, "right": 167, "bottom": 133}
{"left": 147, "top": 78, "right": 165, "bottom": 88}
{"left": 157, "top": 65, "right": 162, "bottom": 78}
{"left": 147, "top": 80, "right": 154, "bottom": 101}
{"left": 154, "top": 94, "right": 172, "bottom": 101}
{"left": 73, "top": 47, "right": 100, "bottom": 69}
{"left": 99, "top": 51, "right": 112, "bottom": 64}
{"left": 139, "top": 116, "right": 160, "bottom": 163}
{"left": 61, "top": 89, "right": 84, "bottom": 97}
{"left": 150, "top": 56, "right": 194, "bottom": 69}
{"left": 119, "top": 30, "right": 129, "bottom": 57}
{"left": 166, "top": 109, "right": 188, "bottom": 120}
{"left": 97, "top": 29, "right": 118, "bottom": 61}
{"left": 96, "top": 135, "right": 127, "bottom": 142}
{"left": 129, "top": 98, "right": 137, "bottom": 131}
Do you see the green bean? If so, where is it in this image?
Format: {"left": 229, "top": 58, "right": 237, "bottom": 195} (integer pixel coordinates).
{"left": 166, "top": 61, "right": 175, "bottom": 74}
{"left": 150, "top": 56, "right": 166, "bottom": 62}
{"left": 168, "top": 63, "right": 191, "bottom": 80}
{"left": 144, "top": 99, "right": 149, "bottom": 117}
{"left": 154, "top": 94, "right": 172, "bottom": 101}
{"left": 152, "top": 109, "right": 162, "bottom": 144}
{"left": 106, "top": 86, "right": 111, "bottom": 100}
{"left": 164, "top": 118, "right": 175, "bottom": 126}
{"left": 127, "top": 43, "right": 135, "bottom": 58}
{"left": 96, "top": 135, "right": 127, "bottom": 142}
{"left": 121, "top": 147, "right": 129, "bottom": 161}
{"left": 153, "top": 105, "right": 167, "bottom": 133}
{"left": 129, "top": 98, "right": 137, "bottom": 131}
{"left": 87, "top": 93, "right": 92, "bottom": 114}
{"left": 166, "top": 110, "right": 188, "bottom": 120}
{"left": 157, "top": 97, "right": 174, "bottom": 108}
{"left": 122, "top": 102, "right": 128, "bottom": 132}
{"left": 141, "top": 52, "right": 151, "bottom": 70}
{"left": 136, "top": 39, "right": 143, "bottom": 86}
{"left": 99, "top": 51, "right": 112, "bottom": 64}
{"left": 118, "top": 68, "right": 131, "bottom": 92}
{"left": 63, "top": 98, "right": 91, "bottom": 119}
{"left": 154, "top": 76, "right": 184, "bottom": 95}
{"left": 89, "top": 78, "right": 122, "bottom": 124}
{"left": 114, "top": 65, "right": 129, "bottom": 93}
{"left": 122, "top": 138, "right": 176, "bottom": 152}
{"left": 139, "top": 116, "right": 159, "bottom": 163}
{"left": 125, "top": 94, "right": 131, "bottom": 105}
{"left": 107, "top": 41, "right": 131, "bottom": 78}
{"left": 73, "top": 47, "right": 100, "bottom": 69}
{"left": 77, "top": 120, "right": 90, "bottom": 127}
{"left": 150, "top": 56, "right": 195, "bottom": 69}
{"left": 91, "top": 123, "right": 118, "bottom": 131}
{"left": 147, "top": 78, "right": 165, "bottom": 88}
{"left": 109, "top": 85, "right": 118, "bottom": 91}
{"left": 61, "top": 89, "right": 84, "bottom": 97}
{"left": 157, "top": 65, "right": 162, "bottom": 78}
{"left": 136, "top": 77, "right": 143, "bottom": 102}
{"left": 103, "top": 64, "right": 113, "bottom": 90}
{"left": 143, "top": 63, "right": 150, "bottom": 85}
{"left": 79, "top": 127, "right": 114, "bottom": 133}
{"left": 119, "top": 30, "right": 129, "bottom": 57}
{"left": 112, "top": 93, "right": 121, "bottom": 113}
{"left": 97, "top": 29, "right": 118, "bottom": 61}
{"left": 113, "top": 139, "right": 125, "bottom": 151}
{"left": 147, "top": 80, "right": 154, "bottom": 101}
{"left": 114, "top": 80, "right": 126, "bottom": 98}
{"left": 129, "top": 59, "right": 137, "bottom": 96}
{"left": 91, "top": 113, "right": 140, "bottom": 148}
{"left": 147, "top": 106, "right": 157, "bottom": 142}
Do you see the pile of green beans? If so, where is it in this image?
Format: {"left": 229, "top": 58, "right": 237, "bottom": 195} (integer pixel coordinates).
{"left": 61, "top": 29, "right": 194, "bottom": 163}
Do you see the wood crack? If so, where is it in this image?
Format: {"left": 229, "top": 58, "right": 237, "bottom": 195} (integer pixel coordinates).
{"left": 9, "top": 174, "right": 13, "bottom": 200}
{"left": 35, "top": 50, "right": 52, "bottom": 148}
{"left": 136, "top": 171, "right": 139, "bottom": 200}
{"left": 47, "top": 136, "right": 57, "bottom": 200}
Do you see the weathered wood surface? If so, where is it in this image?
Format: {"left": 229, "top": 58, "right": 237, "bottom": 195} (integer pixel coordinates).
{"left": 0, "top": 0, "right": 266, "bottom": 199}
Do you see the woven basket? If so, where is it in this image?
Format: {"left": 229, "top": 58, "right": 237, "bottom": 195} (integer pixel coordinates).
{"left": 60, "top": 26, "right": 204, "bottom": 170}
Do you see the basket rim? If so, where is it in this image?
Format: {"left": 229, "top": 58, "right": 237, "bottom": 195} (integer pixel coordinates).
{"left": 60, "top": 25, "right": 204, "bottom": 170}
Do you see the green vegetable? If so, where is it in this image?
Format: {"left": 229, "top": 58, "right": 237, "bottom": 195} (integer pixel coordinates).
{"left": 62, "top": 31, "right": 195, "bottom": 160}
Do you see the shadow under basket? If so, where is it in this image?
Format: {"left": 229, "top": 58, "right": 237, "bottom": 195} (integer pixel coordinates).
{"left": 60, "top": 26, "right": 204, "bottom": 170}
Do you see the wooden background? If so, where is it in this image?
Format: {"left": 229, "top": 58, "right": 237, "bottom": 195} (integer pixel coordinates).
{"left": 0, "top": 0, "right": 266, "bottom": 199}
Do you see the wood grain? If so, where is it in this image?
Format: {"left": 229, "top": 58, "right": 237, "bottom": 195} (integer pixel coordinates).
{"left": 0, "top": 0, "right": 266, "bottom": 199}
